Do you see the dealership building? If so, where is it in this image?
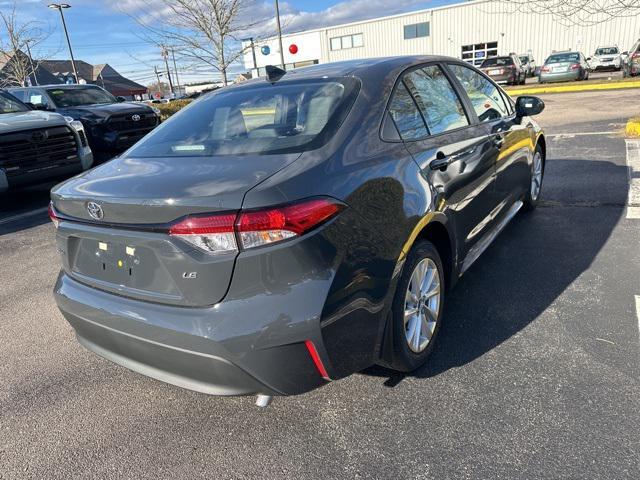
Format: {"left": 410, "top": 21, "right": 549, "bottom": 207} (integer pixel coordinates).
{"left": 242, "top": 0, "right": 639, "bottom": 76}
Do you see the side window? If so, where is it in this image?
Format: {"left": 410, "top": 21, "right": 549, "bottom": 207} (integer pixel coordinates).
{"left": 387, "top": 82, "right": 428, "bottom": 140}
{"left": 448, "top": 63, "right": 510, "bottom": 122}
{"left": 10, "top": 90, "right": 26, "bottom": 102}
{"left": 402, "top": 65, "right": 469, "bottom": 135}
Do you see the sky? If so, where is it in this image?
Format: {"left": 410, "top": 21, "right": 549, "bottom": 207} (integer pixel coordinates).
{"left": 4, "top": 0, "right": 458, "bottom": 85}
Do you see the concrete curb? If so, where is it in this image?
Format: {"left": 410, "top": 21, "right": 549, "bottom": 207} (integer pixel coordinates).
{"left": 626, "top": 118, "right": 640, "bottom": 138}
{"left": 506, "top": 80, "right": 640, "bottom": 96}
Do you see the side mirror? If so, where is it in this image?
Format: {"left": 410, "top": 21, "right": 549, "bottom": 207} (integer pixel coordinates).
{"left": 24, "top": 102, "right": 36, "bottom": 110}
{"left": 516, "top": 96, "right": 545, "bottom": 117}
{"left": 116, "top": 96, "right": 126, "bottom": 103}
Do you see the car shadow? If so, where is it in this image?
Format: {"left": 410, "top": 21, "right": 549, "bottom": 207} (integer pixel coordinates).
{"left": 0, "top": 183, "right": 55, "bottom": 236}
{"left": 362, "top": 157, "right": 628, "bottom": 385}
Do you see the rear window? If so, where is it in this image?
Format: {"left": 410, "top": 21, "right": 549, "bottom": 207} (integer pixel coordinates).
{"left": 546, "top": 53, "right": 580, "bottom": 64}
{"left": 481, "top": 57, "right": 513, "bottom": 67}
{"left": 596, "top": 47, "right": 619, "bottom": 55}
{"left": 127, "top": 78, "right": 360, "bottom": 157}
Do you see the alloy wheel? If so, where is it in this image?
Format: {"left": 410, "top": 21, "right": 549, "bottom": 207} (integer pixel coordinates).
{"left": 403, "top": 258, "right": 441, "bottom": 353}
{"left": 531, "top": 151, "right": 543, "bottom": 201}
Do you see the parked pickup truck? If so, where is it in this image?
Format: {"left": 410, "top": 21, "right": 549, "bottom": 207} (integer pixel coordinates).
{"left": 9, "top": 84, "right": 160, "bottom": 160}
{"left": 0, "top": 90, "right": 93, "bottom": 193}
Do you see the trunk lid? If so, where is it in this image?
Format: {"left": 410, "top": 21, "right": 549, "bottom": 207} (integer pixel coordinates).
{"left": 51, "top": 153, "right": 300, "bottom": 307}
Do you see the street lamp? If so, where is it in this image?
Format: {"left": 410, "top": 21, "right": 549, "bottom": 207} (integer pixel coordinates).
{"left": 48, "top": 3, "right": 78, "bottom": 84}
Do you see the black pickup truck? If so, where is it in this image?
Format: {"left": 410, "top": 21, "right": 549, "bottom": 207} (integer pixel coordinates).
{"left": 9, "top": 85, "right": 160, "bottom": 160}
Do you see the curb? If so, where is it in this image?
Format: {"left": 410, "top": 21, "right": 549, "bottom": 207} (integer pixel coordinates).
{"left": 506, "top": 80, "right": 640, "bottom": 96}
{"left": 626, "top": 118, "right": 640, "bottom": 138}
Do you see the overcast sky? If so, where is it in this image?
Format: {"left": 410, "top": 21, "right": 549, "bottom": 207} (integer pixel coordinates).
{"left": 6, "top": 0, "right": 456, "bottom": 85}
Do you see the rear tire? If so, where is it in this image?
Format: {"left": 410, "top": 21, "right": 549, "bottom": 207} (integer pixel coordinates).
{"left": 523, "top": 143, "right": 544, "bottom": 212}
{"left": 387, "top": 241, "right": 445, "bottom": 372}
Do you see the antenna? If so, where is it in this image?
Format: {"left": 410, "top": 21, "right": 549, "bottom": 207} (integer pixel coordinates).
{"left": 265, "top": 65, "right": 286, "bottom": 82}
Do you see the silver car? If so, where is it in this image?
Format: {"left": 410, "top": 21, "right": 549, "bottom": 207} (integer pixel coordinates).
{"left": 588, "top": 46, "right": 622, "bottom": 71}
{"left": 539, "top": 51, "right": 590, "bottom": 83}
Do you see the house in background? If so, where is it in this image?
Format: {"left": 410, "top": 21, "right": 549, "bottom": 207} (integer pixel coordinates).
{"left": 40, "top": 60, "right": 147, "bottom": 99}
{"left": 0, "top": 50, "right": 61, "bottom": 87}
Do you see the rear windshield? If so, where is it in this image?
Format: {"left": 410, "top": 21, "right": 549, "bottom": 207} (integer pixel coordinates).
{"left": 481, "top": 57, "right": 513, "bottom": 67}
{"left": 46, "top": 86, "right": 117, "bottom": 107}
{"left": 546, "top": 53, "right": 580, "bottom": 64}
{"left": 596, "top": 47, "right": 619, "bottom": 55}
{"left": 0, "top": 91, "right": 29, "bottom": 114}
{"left": 127, "top": 78, "right": 360, "bottom": 157}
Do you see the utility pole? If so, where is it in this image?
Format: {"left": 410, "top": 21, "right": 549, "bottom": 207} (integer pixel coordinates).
{"left": 48, "top": 4, "right": 78, "bottom": 83}
{"left": 154, "top": 66, "right": 162, "bottom": 98}
{"left": 275, "top": 0, "right": 285, "bottom": 69}
{"left": 161, "top": 46, "right": 174, "bottom": 96}
{"left": 25, "top": 41, "right": 38, "bottom": 86}
{"left": 170, "top": 48, "right": 181, "bottom": 97}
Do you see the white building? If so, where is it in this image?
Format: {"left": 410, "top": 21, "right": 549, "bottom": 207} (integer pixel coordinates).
{"left": 242, "top": 0, "right": 639, "bottom": 76}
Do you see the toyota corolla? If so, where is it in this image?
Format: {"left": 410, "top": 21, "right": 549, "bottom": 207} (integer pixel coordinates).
{"left": 50, "top": 57, "right": 546, "bottom": 405}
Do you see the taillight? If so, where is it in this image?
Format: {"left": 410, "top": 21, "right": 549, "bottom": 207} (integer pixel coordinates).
{"left": 570, "top": 63, "right": 580, "bottom": 70}
{"left": 541, "top": 66, "right": 550, "bottom": 72}
{"left": 169, "top": 213, "right": 237, "bottom": 254}
{"left": 48, "top": 202, "right": 60, "bottom": 228}
{"left": 168, "top": 197, "right": 344, "bottom": 254}
{"left": 237, "top": 198, "right": 343, "bottom": 249}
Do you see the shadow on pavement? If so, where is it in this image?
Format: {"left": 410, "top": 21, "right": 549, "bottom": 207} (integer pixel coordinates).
{"left": 0, "top": 183, "right": 55, "bottom": 236}
{"left": 363, "top": 157, "right": 628, "bottom": 385}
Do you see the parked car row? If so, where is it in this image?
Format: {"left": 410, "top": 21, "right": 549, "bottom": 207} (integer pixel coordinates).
{"left": 0, "top": 84, "right": 161, "bottom": 193}
{"left": 478, "top": 38, "right": 640, "bottom": 86}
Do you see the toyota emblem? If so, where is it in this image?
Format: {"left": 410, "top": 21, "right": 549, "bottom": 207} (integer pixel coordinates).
{"left": 86, "top": 202, "right": 104, "bottom": 220}
{"left": 131, "top": 114, "right": 141, "bottom": 122}
{"left": 31, "top": 130, "right": 47, "bottom": 143}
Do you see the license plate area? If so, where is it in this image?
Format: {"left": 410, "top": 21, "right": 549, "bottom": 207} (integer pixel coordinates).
{"left": 489, "top": 69, "right": 501, "bottom": 75}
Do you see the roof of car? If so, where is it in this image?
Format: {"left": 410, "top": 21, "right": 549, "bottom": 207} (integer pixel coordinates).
{"left": 10, "top": 84, "right": 105, "bottom": 90}
{"left": 230, "top": 55, "right": 468, "bottom": 90}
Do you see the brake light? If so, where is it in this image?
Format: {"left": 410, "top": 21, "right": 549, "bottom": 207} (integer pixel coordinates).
{"left": 237, "top": 198, "right": 343, "bottom": 249}
{"left": 48, "top": 202, "right": 60, "bottom": 228}
{"left": 570, "top": 63, "right": 580, "bottom": 70}
{"left": 541, "top": 66, "right": 550, "bottom": 72}
{"left": 168, "top": 198, "right": 344, "bottom": 254}
{"left": 169, "top": 213, "right": 237, "bottom": 254}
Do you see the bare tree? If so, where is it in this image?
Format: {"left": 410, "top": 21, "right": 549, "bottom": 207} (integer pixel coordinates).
{"left": 497, "top": 0, "right": 640, "bottom": 26}
{"left": 0, "top": 4, "right": 51, "bottom": 87}
{"left": 126, "top": 0, "right": 268, "bottom": 86}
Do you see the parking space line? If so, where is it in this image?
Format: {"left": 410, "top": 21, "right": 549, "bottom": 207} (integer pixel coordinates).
{"left": 548, "top": 131, "right": 618, "bottom": 138}
{"left": 625, "top": 139, "right": 640, "bottom": 219}
{"left": 0, "top": 207, "right": 49, "bottom": 226}
{"left": 636, "top": 296, "right": 640, "bottom": 336}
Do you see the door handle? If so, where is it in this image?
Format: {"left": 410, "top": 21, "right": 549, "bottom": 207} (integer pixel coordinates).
{"left": 492, "top": 133, "right": 505, "bottom": 149}
{"left": 429, "top": 147, "right": 476, "bottom": 171}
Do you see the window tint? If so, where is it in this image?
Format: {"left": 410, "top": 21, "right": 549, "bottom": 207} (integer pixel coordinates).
{"left": 546, "top": 53, "right": 580, "bottom": 64}
{"left": 448, "top": 63, "right": 510, "bottom": 122}
{"left": 28, "top": 90, "right": 49, "bottom": 108}
{"left": 481, "top": 57, "right": 514, "bottom": 67}
{"left": 127, "top": 78, "right": 359, "bottom": 157}
{"left": 46, "top": 86, "right": 116, "bottom": 107}
{"left": 0, "top": 92, "right": 29, "bottom": 114}
{"left": 388, "top": 82, "right": 428, "bottom": 140}
{"left": 10, "top": 89, "right": 26, "bottom": 102}
{"left": 403, "top": 65, "right": 469, "bottom": 135}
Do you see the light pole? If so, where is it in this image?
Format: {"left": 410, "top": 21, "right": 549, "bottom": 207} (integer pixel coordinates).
{"left": 48, "top": 3, "right": 78, "bottom": 83}
{"left": 275, "top": 0, "right": 285, "bottom": 69}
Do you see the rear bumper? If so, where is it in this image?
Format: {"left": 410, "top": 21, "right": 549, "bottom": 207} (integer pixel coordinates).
{"left": 539, "top": 71, "right": 580, "bottom": 83}
{"left": 54, "top": 270, "right": 331, "bottom": 396}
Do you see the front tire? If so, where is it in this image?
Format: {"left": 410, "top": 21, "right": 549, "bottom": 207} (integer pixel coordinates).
{"left": 387, "top": 241, "right": 445, "bottom": 372}
{"left": 523, "top": 143, "right": 544, "bottom": 211}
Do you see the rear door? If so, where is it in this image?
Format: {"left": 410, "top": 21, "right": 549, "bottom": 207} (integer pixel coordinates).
{"left": 446, "top": 62, "right": 533, "bottom": 215}
{"left": 386, "top": 63, "right": 500, "bottom": 256}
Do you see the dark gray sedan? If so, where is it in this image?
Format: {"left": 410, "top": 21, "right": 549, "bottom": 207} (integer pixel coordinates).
{"left": 50, "top": 57, "right": 546, "bottom": 404}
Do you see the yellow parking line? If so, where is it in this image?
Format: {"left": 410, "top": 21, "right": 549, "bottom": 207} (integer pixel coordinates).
{"left": 506, "top": 80, "right": 640, "bottom": 96}
{"left": 626, "top": 118, "right": 640, "bottom": 138}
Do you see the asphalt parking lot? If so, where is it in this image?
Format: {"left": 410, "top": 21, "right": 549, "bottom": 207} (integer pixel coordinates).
{"left": 1, "top": 89, "right": 639, "bottom": 479}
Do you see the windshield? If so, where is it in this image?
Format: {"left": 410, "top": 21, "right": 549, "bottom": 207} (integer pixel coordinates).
{"left": 127, "top": 78, "right": 360, "bottom": 157}
{"left": 546, "top": 53, "right": 580, "bottom": 64}
{"left": 0, "top": 91, "right": 29, "bottom": 114}
{"left": 519, "top": 56, "right": 529, "bottom": 64}
{"left": 481, "top": 57, "right": 513, "bottom": 67}
{"left": 46, "top": 86, "right": 117, "bottom": 107}
{"left": 595, "top": 47, "right": 619, "bottom": 55}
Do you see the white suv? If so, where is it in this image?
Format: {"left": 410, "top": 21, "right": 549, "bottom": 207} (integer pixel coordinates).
{"left": 589, "top": 46, "right": 622, "bottom": 71}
